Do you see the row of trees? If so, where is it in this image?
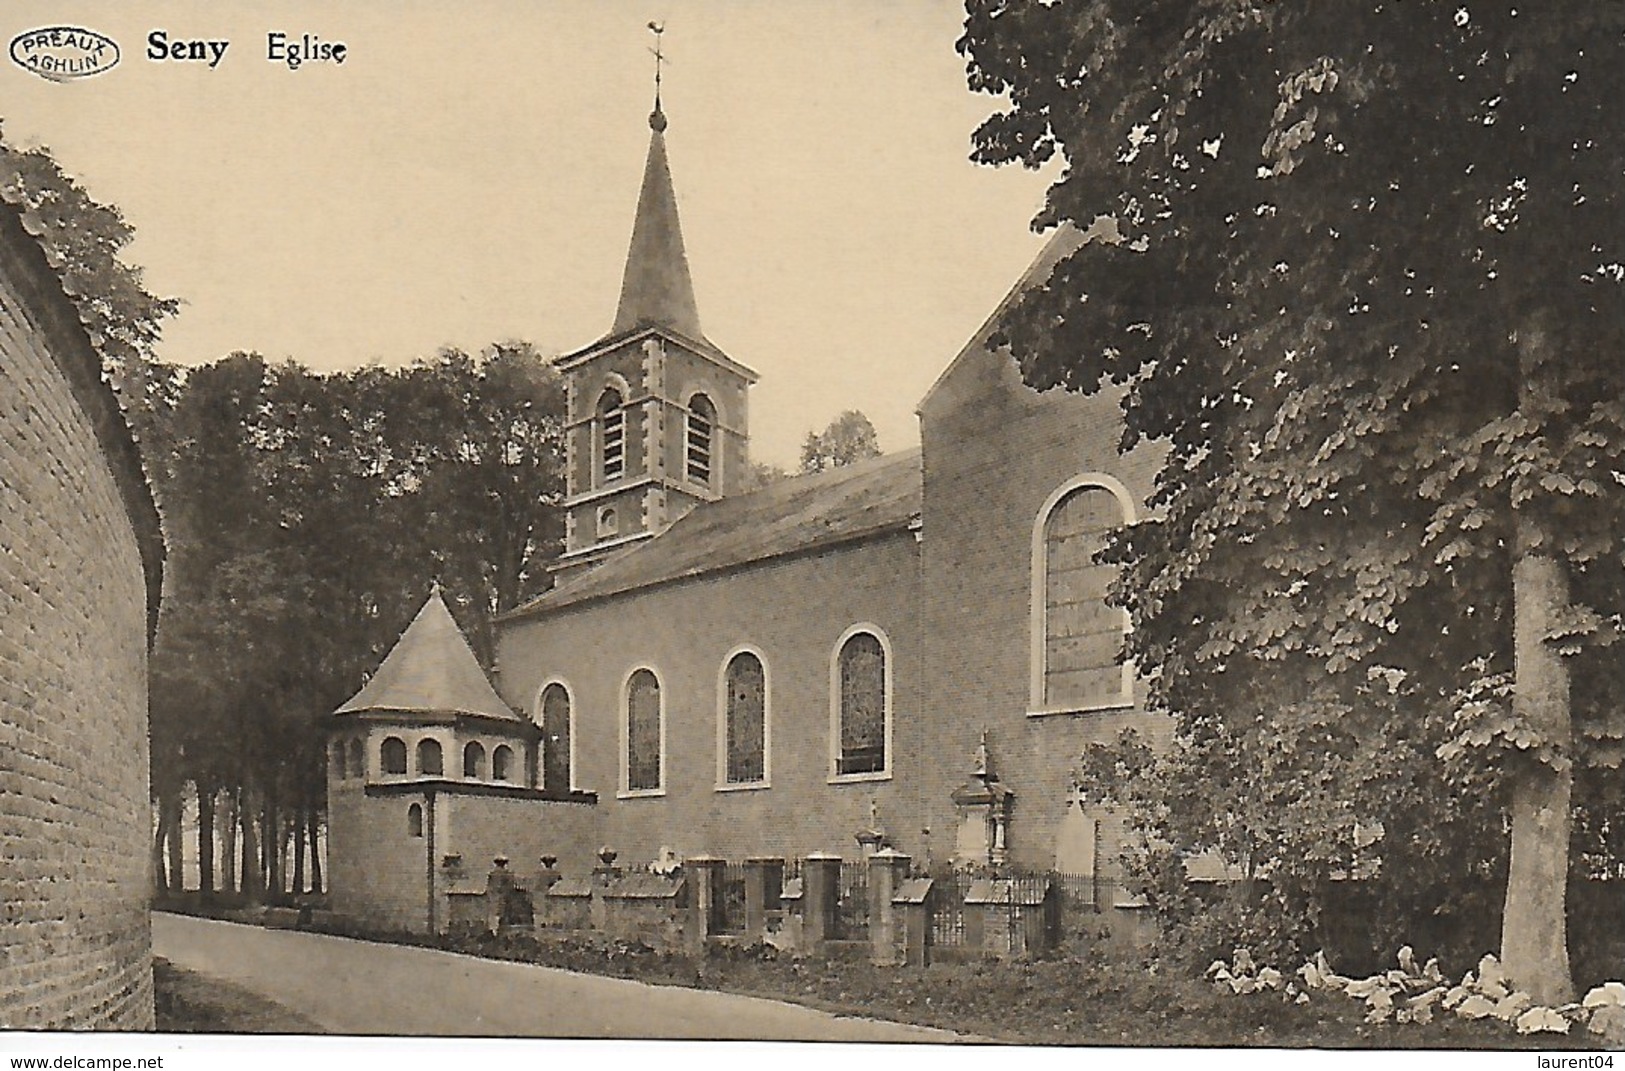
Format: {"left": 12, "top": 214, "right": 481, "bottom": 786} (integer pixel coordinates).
{"left": 139, "top": 347, "right": 568, "bottom": 901}
{"left": 962, "top": 2, "right": 1625, "bottom": 1001}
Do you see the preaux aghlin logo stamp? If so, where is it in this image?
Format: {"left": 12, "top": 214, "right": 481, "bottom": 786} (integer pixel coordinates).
{"left": 9, "top": 26, "right": 120, "bottom": 82}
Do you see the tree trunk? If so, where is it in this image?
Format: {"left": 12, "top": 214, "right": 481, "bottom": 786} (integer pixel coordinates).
{"left": 161, "top": 790, "right": 184, "bottom": 893}
{"left": 265, "top": 793, "right": 283, "bottom": 901}
{"left": 1499, "top": 321, "right": 1576, "bottom": 1006}
{"left": 150, "top": 802, "right": 167, "bottom": 895}
{"left": 197, "top": 783, "right": 216, "bottom": 900}
{"left": 308, "top": 807, "right": 323, "bottom": 896}
{"left": 292, "top": 802, "right": 306, "bottom": 896}
{"left": 240, "top": 781, "right": 263, "bottom": 905}
{"left": 1500, "top": 540, "right": 1574, "bottom": 1004}
{"left": 220, "top": 787, "right": 239, "bottom": 895}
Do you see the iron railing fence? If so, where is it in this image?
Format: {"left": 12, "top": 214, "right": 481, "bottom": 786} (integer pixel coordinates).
{"left": 835, "top": 860, "right": 870, "bottom": 939}
{"left": 710, "top": 861, "right": 748, "bottom": 934}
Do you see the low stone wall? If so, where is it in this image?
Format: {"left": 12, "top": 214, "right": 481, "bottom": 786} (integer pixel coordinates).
{"left": 449, "top": 848, "right": 1163, "bottom": 968}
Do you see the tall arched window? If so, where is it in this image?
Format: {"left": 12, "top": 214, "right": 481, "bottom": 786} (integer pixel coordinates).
{"left": 492, "top": 744, "right": 515, "bottom": 782}
{"left": 1033, "top": 478, "right": 1133, "bottom": 712}
{"left": 417, "top": 738, "right": 443, "bottom": 777}
{"left": 540, "top": 683, "right": 572, "bottom": 793}
{"left": 721, "top": 650, "right": 767, "bottom": 785}
{"left": 407, "top": 802, "right": 423, "bottom": 838}
{"left": 833, "top": 629, "right": 889, "bottom": 778}
{"left": 625, "top": 668, "right": 663, "bottom": 793}
{"left": 596, "top": 387, "right": 625, "bottom": 484}
{"left": 381, "top": 737, "right": 408, "bottom": 776}
{"left": 348, "top": 738, "right": 365, "bottom": 779}
{"left": 463, "top": 741, "right": 486, "bottom": 779}
{"left": 686, "top": 393, "right": 715, "bottom": 486}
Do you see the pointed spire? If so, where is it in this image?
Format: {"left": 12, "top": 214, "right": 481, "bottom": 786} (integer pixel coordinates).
{"left": 333, "top": 588, "right": 520, "bottom": 722}
{"left": 612, "top": 56, "right": 704, "bottom": 340}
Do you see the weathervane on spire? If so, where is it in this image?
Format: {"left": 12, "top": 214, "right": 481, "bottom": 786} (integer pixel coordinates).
{"left": 647, "top": 21, "right": 668, "bottom": 129}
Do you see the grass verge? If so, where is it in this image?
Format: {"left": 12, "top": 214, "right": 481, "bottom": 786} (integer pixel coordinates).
{"left": 152, "top": 956, "right": 325, "bottom": 1033}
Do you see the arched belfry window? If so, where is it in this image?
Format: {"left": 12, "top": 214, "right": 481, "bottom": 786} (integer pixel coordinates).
{"left": 463, "top": 741, "right": 486, "bottom": 779}
{"left": 417, "top": 738, "right": 443, "bottom": 777}
{"left": 721, "top": 650, "right": 767, "bottom": 786}
{"left": 381, "top": 737, "right": 408, "bottom": 776}
{"left": 597, "top": 387, "right": 626, "bottom": 484}
{"left": 540, "top": 683, "right": 572, "bottom": 793}
{"left": 1033, "top": 478, "right": 1133, "bottom": 712}
{"left": 832, "top": 628, "right": 890, "bottom": 778}
{"left": 686, "top": 394, "right": 716, "bottom": 486}
{"left": 624, "top": 668, "right": 663, "bottom": 794}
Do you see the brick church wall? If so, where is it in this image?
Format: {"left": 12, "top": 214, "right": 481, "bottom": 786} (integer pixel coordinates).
{"left": 328, "top": 773, "right": 600, "bottom": 933}
{"left": 440, "top": 792, "right": 598, "bottom": 899}
{"left": 497, "top": 531, "right": 922, "bottom": 872}
{"left": 0, "top": 203, "right": 161, "bottom": 1029}
{"left": 915, "top": 269, "right": 1173, "bottom": 876}
{"left": 326, "top": 779, "right": 431, "bottom": 933}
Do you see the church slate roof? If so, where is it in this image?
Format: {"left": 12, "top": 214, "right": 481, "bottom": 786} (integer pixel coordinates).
{"left": 334, "top": 588, "right": 522, "bottom": 722}
{"left": 505, "top": 448, "right": 923, "bottom": 618}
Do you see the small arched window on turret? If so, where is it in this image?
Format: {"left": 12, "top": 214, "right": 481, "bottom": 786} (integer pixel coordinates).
{"left": 381, "top": 737, "right": 408, "bottom": 776}
{"left": 463, "top": 741, "right": 486, "bottom": 779}
{"left": 492, "top": 745, "right": 515, "bottom": 783}
{"left": 417, "top": 738, "right": 443, "bottom": 777}
{"left": 348, "top": 738, "right": 365, "bottom": 779}
{"left": 597, "top": 387, "right": 626, "bottom": 484}
{"left": 686, "top": 394, "right": 715, "bottom": 486}
{"left": 407, "top": 803, "right": 423, "bottom": 838}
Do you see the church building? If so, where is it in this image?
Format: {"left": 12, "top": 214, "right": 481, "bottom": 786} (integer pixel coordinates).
{"left": 328, "top": 96, "right": 1171, "bottom": 933}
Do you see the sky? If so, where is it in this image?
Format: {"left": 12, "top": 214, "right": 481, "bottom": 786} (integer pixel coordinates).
{"left": 1, "top": 1, "right": 1060, "bottom": 469}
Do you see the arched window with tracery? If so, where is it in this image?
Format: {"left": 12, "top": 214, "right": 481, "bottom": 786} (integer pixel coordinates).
{"left": 686, "top": 394, "right": 715, "bottom": 486}
{"left": 722, "top": 650, "right": 767, "bottom": 785}
{"left": 625, "top": 669, "right": 663, "bottom": 793}
{"left": 833, "top": 629, "right": 889, "bottom": 778}
{"left": 540, "top": 683, "right": 572, "bottom": 792}
{"left": 1034, "top": 480, "right": 1132, "bottom": 712}
{"left": 463, "top": 741, "right": 486, "bottom": 779}
{"left": 596, "top": 387, "right": 625, "bottom": 484}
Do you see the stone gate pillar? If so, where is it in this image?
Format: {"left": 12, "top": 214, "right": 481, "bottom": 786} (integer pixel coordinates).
{"left": 801, "top": 852, "right": 841, "bottom": 953}
{"left": 868, "top": 848, "right": 911, "bottom": 966}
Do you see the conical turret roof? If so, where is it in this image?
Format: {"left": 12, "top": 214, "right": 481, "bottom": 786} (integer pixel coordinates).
{"left": 611, "top": 106, "right": 704, "bottom": 340}
{"left": 334, "top": 588, "right": 520, "bottom": 722}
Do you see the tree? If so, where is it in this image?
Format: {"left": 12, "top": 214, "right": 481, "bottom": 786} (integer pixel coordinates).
{"left": 134, "top": 345, "right": 569, "bottom": 901}
{"left": 800, "top": 410, "right": 882, "bottom": 473}
{"left": 0, "top": 130, "right": 178, "bottom": 393}
{"left": 961, "top": 3, "right": 1625, "bottom": 1000}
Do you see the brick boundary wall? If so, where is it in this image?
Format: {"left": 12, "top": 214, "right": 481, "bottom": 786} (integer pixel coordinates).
{"left": 0, "top": 190, "right": 164, "bottom": 1030}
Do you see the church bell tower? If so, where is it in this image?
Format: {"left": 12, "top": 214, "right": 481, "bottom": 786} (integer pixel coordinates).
{"left": 552, "top": 64, "right": 758, "bottom": 581}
